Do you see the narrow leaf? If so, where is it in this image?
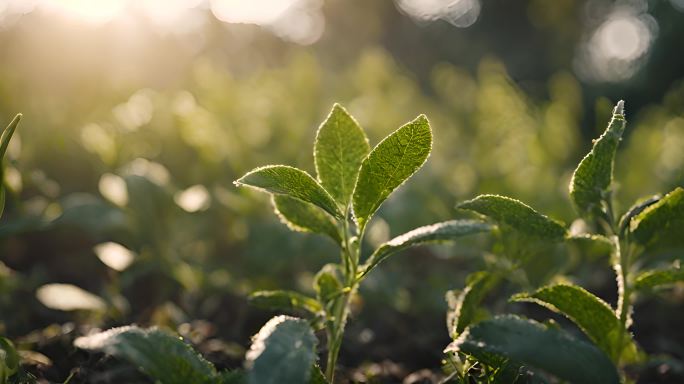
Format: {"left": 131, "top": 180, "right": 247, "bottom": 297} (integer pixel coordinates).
{"left": 457, "top": 195, "right": 566, "bottom": 240}
{"left": 446, "top": 271, "right": 499, "bottom": 337}
{"left": 272, "top": 195, "right": 341, "bottom": 244}
{"left": 74, "top": 326, "right": 217, "bottom": 384}
{"left": 246, "top": 316, "right": 318, "bottom": 384}
{"left": 0, "top": 114, "right": 21, "bottom": 160}
{"left": 0, "top": 337, "right": 19, "bottom": 379}
{"left": 235, "top": 165, "right": 342, "bottom": 219}
{"left": 352, "top": 115, "right": 432, "bottom": 231}
{"left": 314, "top": 104, "right": 370, "bottom": 207}
{"left": 512, "top": 284, "right": 635, "bottom": 362}
{"left": 635, "top": 266, "right": 684, "bottom": 290}
{"left": 630, "top": 187, "right": 684, "bottom": 249}
{"left": 360, "top": 220, "right": 491, "bottom": 278}
{"left": 445, "top": 315, "right": 620, "bottom": 384}
{"left": 569, "top": 101, "right": 626, "bottom": 217}
{"left": 248, "top": 290, "right": 322, "bottom": 316}
{"left": 309, "top": 364, "right": 329, "bottom": 384}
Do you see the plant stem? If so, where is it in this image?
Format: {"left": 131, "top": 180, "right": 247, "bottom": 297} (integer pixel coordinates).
{"left": 325, "top": 206, "right": 359, "bottom": 383}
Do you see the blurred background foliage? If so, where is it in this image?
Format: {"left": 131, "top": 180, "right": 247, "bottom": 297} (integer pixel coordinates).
{"left": 0, "top": 0, "right": 683, "bottom": 381}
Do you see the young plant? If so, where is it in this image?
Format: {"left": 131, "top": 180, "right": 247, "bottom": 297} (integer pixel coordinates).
{"left": 0, "top": 114, "right": 21, "bottom": 384}
{"left": 443, "top": 101, "right": 684, "bottom": 383}
{"left": 235, "top": 104, "right": 491, "bottom": 383}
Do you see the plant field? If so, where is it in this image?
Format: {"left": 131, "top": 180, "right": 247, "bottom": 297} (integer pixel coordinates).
{"left": 1, "top": 1, "right": 683, "bottom": 383}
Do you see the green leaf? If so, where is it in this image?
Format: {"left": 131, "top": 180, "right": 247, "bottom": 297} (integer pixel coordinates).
{"left": 457, "top": 195, "right": 566, "bottom": 240}
{"left": 0, "top": 114, "right": 21, "bottom": 160}
{"left": 248, "top": 290, "right": 322, "bottom": 316}
{"left": 352, "top": 115, "right": 432, "bottom": 231}
{"left": 446, "top": 271, "right": 499, "bottom": 337}
{"left": 246, "top": 316, "right": 318, "bottom": 384}
{"left": 0, "top": 337, "right": 19, "bottom": 382}
{"left": 313, "top": 264, "right": 344, "bottom": 303}
{"left": 360, "top": 220, "right": 491, "bottom": 278}
{"left": 617, "top": 195, "right": 661, "bottom": 237}
{"left": 569, "top": 101, "right": 626, "bottom": 217}
{"left": 565, "top": 234, "right": 614, "bottom": 259}
{"left": 635, "top": 266, "right": 684, "bottom": 290}
{"left": 272, "top": 195, "right": 341, "bottom": 244}
{"left": 314, "top": 104, "right": 370, "bottom": 207}
{"left": 74, "top": 326, "right": 218, "bottom": 384}
{"left": 446, "top": 315, "right": 620, "bottom": 384}
{"left": 630, "top": 187, "right": 684, "bottom": 249}
{"left": 235, "top": 165, "right": 342, "bottom": 219}
{"left": 512, "top": 284, "right": 635, "bottom": 362}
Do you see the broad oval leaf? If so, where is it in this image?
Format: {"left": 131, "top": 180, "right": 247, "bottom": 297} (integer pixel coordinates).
{"left": 314, "top": 104, "right": 370, "bottom": 207}
{"left": 512, "top": 284, "right": 636, "bottom": 363}
{"left": 249, "top": 290, "right": 323, "bottom": 316}
{"left": 446, "top": 271, "right": 499, "bottom": 337}
{"left": 457, "top": 195, "right": 566, "bottom": 240}
{"left": 75, "top": 326, "right": 218, "bottom": 384}
{"left": 272, "top": 195, "right": 341, "bottom": 244}
{"left": 352, "top": 115, "right": 432, "bottom": 231}
{"left": 630, "top": 187, "right": 684, "bottom": 249}
{"left": 445, "top": 315, "right": 620, "bottom": 384}
{"left": 246, "top": 316, "right": 318, "bottom": 384}
{"left": 569, "top": 101, "right": 626, "bottom": 217}
{"left": 235, "top": 165, "right": 342, "bottom": 219}
{"left": 360, "top": 220, "right": 491, "bottom": 279}
{"left": 635, "top": 266, "right": 684, "bottom": 290}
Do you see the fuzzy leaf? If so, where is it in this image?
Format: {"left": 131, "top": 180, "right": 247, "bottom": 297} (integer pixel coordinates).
{"left": 309, "top": 364, "right": 329, "bottom": 384}
{"left": 246, "top": 316, "right": 317, "bottom": 384}
{"left": 445, "top": 315, "right": 620, "bottom": 384}
{"left": 74, "top": 326, "right": 218, "bottom": 384}
{"left": 457, "top": 195, "right": 566, "bottom": 240}
{"left": 352, "top": 115, "right": 432, "bottom": 231}
{"left": 272, "top": 195, "right": 341, "bottom": 244}
{"left": 569, "top": 101, "right": 626, "bottom": 217}
{"left": 630, "top": 187, "right": 684, "bottom": 249}
{"left": 512, "top": 284, "right": 635, "bottom": 363}
{"left": 635, "top": 267, "right": 684, "bottom": 290}
{"left": 447, "top": 271, "right": 499, "bottom": 337}
{"left": 360, "top": 220, "right": 491, "bottom": 278}
{"left": 618, "top": 195, "right": 661, "bottom": 237}
{"left": 248, "top": 290, "right": 322, "bottom": 316}
{"left": 314, "top": 104, "right": 370, "bottom": 207}
{"left": 235, "top": 165, "right": 342, "bottom": 219}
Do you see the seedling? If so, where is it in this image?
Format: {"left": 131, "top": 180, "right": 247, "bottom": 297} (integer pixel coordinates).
{"left": 443, "top": 101, "right": 684, "bottom": 383}
{"left": 235, "top": 104, "right": 490, "bottom": 383}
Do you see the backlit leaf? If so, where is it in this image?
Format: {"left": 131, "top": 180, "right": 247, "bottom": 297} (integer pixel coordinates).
{"left": 75, "top": 326, "right": 218, "bottom": 384}
{"left": 235, "top": 165, "right": 342, "bottom": 219}
{"left": 457, "top": 195, "right": 566, "bottom": 240}
{"left": 635, "top": 266, "right": 684, "bottom": 290}
{"left": 272, "top": 195, "right": 341, "bottom": 244}
{"left": 630, "top": 187, "right": 684, "bottom": 249}
{"left": 447, "top": 271, "right": 499, "bottom": 337}
{"left": 360, "top": 220, "right": 491, "bottom": 278}
{"left": 569, "top": 101, "right": 625, "bottom": 217}
{"left": 512, "top": 284, "right": 636, "bottom": 362}
{"left": 445, "top": 315, "right": 620, "bottom": 384}
{"left": 248, "top": 290, "right": 323, "bottom": 316}
{"left": 314, "top": 104, "right": 370, "bottom": 207}
{"left": 352, "top": 115, "right": 432, "bottom": 231}
{"left": 246, "top": 316, "right": 318, "bottom": 384}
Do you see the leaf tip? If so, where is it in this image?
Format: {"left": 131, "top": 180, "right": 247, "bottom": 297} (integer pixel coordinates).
{"left": 613, "top": 100, "right": 624, "bottom": 116}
